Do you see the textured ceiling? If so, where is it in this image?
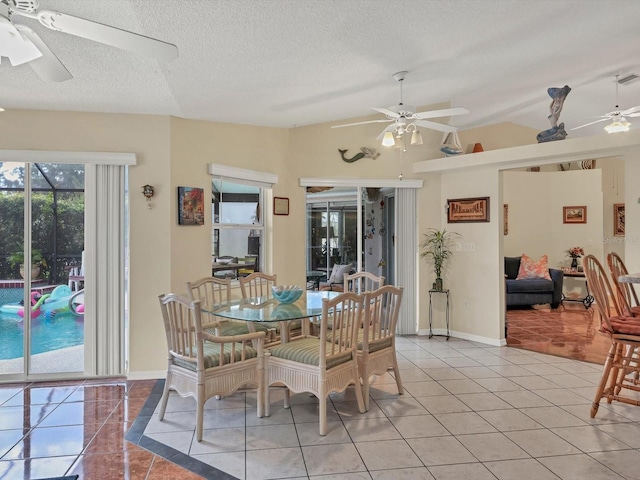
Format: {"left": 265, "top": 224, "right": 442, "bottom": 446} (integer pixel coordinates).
{"left": 2, "top": 0, "right": 640, "bottom": 138}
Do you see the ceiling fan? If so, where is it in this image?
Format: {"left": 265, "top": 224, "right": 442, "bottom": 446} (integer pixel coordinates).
{"left": 571, "top": 75, "right": 640, "bottom": 133}
{"left": 0, "top": 0, "right": 178, "bottom": 82}
{"left": 332, "top": 71, "right": 469, "bottom": 148}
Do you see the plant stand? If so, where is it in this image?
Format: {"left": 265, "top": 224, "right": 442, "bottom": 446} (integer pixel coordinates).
{"left": 428, "top": 289, "right": 450, "bottom": 340}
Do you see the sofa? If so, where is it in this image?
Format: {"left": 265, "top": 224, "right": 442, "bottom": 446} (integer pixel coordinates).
{"left": 505, "top": 256, "right": 564, "bottom": 308}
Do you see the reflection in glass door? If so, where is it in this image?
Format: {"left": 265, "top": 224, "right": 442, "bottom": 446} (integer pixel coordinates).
{"left": 0, "top": 162, "right": 85, "bottom": 379}
{"left": 307, "top": 187, "right": 394, "bottom": 289}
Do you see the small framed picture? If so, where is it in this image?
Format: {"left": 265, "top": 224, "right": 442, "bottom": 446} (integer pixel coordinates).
{"left": 563, "top": 206, "right": 587, "bottom": 224}
{"left": 503, "top": 204, "right": 508, "bottom": 235}
{"left": 274, "top": 197, "right": 289, "bottom": 216}
{"left": 614, "top": 203, "right": 625, "bottom": 236}
{"left": 447, "top": 197, "right": 490, "bottom": 223}
{"left": 178, "top": 186, "right": 205, "bottom": 225}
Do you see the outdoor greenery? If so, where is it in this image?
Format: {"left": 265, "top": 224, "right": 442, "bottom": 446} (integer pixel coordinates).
{"left": 8, "top": 248, "right": 46, "bottom": 269}
{"left": 0, "top": 192, "right": 84, "bottom": 281}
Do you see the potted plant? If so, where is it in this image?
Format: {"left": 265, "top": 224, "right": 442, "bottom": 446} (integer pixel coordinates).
{"left": 8, "top": 247, "right": 46, "bottom": 279}
{"left": 420, "top": 228, "right": 460, "bottom": 291}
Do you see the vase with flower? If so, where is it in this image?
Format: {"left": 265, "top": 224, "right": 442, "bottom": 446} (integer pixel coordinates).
{"left": 566, "top": 246, "right": 585, "bottom": 270}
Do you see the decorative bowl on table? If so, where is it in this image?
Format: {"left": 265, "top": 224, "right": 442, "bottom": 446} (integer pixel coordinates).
{"left": 271, "top": 285, "right": 303, "bottom": 304}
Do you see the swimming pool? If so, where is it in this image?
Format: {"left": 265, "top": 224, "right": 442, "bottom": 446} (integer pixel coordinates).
{"left": 0, "top": 313, "right": 84, "bottom": 360}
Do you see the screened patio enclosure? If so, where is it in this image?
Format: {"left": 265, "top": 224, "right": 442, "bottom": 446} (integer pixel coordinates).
{"left": 0, "top": 162, "right": 85, "bottom": 284}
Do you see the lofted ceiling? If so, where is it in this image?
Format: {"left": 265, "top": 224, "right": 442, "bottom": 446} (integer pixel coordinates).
{"left": 2, "top": 0, "right": 640, "bottom": 139}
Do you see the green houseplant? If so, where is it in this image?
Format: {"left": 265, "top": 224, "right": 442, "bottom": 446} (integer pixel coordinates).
{"left": 8, "top": 247, "right": 46, "bottom": 279}
{"left": 420, "top": 228, "right": 459, "bottom": 291}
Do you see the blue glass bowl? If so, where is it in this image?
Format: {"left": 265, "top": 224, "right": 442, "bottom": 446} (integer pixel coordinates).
{"left": 271, "top": 285, "right": 303, "bottom": 304}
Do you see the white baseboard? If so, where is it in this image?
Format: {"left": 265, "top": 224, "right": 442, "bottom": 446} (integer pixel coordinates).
{"left": 416, "top": 329, "right": 505, "bottom": 346}
{"left": 127, "top": 370, "right": 165, "bottom": 380}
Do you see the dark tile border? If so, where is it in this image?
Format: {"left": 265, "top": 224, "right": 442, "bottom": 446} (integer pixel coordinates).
{"left": 125, "top": 380, "right": 238, "bottom": 480}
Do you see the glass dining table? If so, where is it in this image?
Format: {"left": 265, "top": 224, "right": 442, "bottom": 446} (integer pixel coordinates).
{"left": 203, "top": 290, "right": 340, "bottom": 343}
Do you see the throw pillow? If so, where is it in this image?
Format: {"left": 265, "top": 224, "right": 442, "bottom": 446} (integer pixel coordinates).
{"left": 328, "top": 264, "right": 352, "bottom": 284}
{"left": 516, "top": 254, "right": 552, "bottom": 280}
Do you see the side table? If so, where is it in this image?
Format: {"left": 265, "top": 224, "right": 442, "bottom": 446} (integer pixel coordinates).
{"left": 561, "top": 270, "right": 594, "bottom": 308}
{"left": 428, "top": 289, "right": 450, "bottom": 340}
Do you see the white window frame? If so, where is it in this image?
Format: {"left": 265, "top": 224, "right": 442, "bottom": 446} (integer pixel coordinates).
{"left": 208, "top": 164, "right": 278, "bottom": 277}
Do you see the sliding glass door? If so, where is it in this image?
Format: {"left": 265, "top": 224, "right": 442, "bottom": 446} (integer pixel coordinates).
{"left": 0, "top": 162, "right": 85, "bottom": 379}
{"left": 306, "top": 187, "right": 395, "bottom": 289}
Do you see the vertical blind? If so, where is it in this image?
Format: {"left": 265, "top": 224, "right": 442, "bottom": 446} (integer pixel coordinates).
{"left": 395, "top": 188, "right": 418, "bottom": 334}
{"left": 85, "top": 164, "right": 126, "bottom": 376}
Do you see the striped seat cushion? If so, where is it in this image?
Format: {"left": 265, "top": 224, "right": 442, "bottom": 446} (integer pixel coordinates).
{"left": 269, "top": 338, "right": 352, "bottom": 369}
{"left": 215, "top": 321, "right": 270, "bottom": 336}
{"left": 173, "top": 342, "right": 257, "bottom": 371}
{"left": 262, "top": 320, "right": 303, "bottom": 333}
{"left": 356, "top": 329, "right": 393, "bottom": 352}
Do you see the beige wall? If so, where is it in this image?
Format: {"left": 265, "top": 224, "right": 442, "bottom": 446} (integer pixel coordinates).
{"left": 0, "top": 110, "right": 173, "bottom": 375}
{"left": 503, "top": 169, "right": 604, "bottom": 299}
{"left": 503, "top": 169, "right": 604, "bottom": 268}
{"left": 8, "top": 107, "right": 614, "bottom": 375}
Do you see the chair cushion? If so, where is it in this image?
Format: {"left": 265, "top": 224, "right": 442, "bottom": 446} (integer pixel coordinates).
{"left": 269, "top": 338, "right": 352, "bottom": 369}
{"left": 356, "top": 329, "right": 393, "bottom": 352}
{"left": 215, "top": 321, "right": 270, "bottom": 336}
{"left": 261, "top": 320, "right": 302, "bottom": 332}
{"left": 173, "top": 341, "right": 257, "bottom": 371}
{"left": 600, "top": 316, "right": 640, "bottom": 335}
{"left": 516, "top": 254, "right": 551, "bottom": 280}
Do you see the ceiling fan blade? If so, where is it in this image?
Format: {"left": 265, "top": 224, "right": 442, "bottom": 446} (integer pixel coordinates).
{"left": 376, "top": 124, "right": 397, "bottom": 141}
{"left": 413, "top": 107, "right": 470, "bottom": 120}
{"left": 331, "top": 119, "right": 392, "bottom": 129}
{"left": 16, "top": 26, "right": 72, "bottom": 82}
{"left": 0, "top": 18, "right": 42, "bottom": 65}
{"left": 371, "top": 107, "right": 400, "bottom": 118}
{"left": 621, "top": 105, "right": 640, "bottom": 115}
{"left": 33, "top": 10, "right": 178, "bottom": 62}
{"left": 414, "top": 119, "right": 458, "bottom": 133}
{"left": 569, "top": 118, "right": 610, "bottom": 131}
{"left": 627, "top": 112, "right": 640, "bottom": 118}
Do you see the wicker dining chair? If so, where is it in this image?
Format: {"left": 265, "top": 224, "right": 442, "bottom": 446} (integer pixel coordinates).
{"left": 186, "top": 276, "right": 272, "bottom": 338}
{"left": 582, "top": 255, "right": 640, "bottom": 418}
{"left": 157, "top": 293, "right": 266, "bottom": 441}
{"left": 359, "top": 285, "right": 404, "bottom": 410}
{"left": 239, "top": 272, "right": 303, "bottom": 343}
{"left": 265, "top": 292, "right": 366, "bottom": 435}
{"left": 344, "top": 271, "right": 385, "bottom": 294}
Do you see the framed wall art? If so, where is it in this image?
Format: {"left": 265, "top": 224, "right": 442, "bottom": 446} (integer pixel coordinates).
{"left": 274, "top": 197, "right": 289, "bottom": 216}
{"left": 614, "top": 203, "right": 625, "bottom": 236}
{"left": 447, "top": 197, "right": 490, "bottom": 223}
{"left": 503, "top": 204, "right": 509, "bottom": 235}
{"left": 178, "top": 186, "right": 205, "bottom": 225}
{"left": 562, "top": 205, "right": 587, "bottom": 224}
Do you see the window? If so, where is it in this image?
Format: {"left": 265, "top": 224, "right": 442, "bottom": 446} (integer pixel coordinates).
{"left": 208, "top": 163, "right": 278, "bottom": 280}
{"left": 212, "top": 179, "right": 263, "bottom": 277}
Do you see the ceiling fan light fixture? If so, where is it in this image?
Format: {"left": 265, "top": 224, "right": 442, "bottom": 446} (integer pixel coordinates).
{"left": 382, "top": 131, "right": 395, "bottom": 147}
{"left": 605, "top": 117, "right": 630, "bottom": 133}
{"left": 394, "top": 134, "right": 406, "bottom": 150}
{"left": 410, "top": 129, "right": 423, "bottom": 145}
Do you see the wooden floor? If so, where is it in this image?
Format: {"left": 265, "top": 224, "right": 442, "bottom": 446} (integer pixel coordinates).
{"left": 506, "top": 302, "right": 611, "bottom": 364}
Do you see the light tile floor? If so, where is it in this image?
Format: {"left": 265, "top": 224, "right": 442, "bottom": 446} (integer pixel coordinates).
{"left": 3, "top": 336, "right": 640, "bottom": 479}
{"left": 135, "top": 336, "right": 640, "bottom": 479}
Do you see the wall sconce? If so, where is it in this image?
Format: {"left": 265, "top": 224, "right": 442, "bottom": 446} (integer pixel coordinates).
{"left": 142, "top": 184, "right": 154, "bottom": 208}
